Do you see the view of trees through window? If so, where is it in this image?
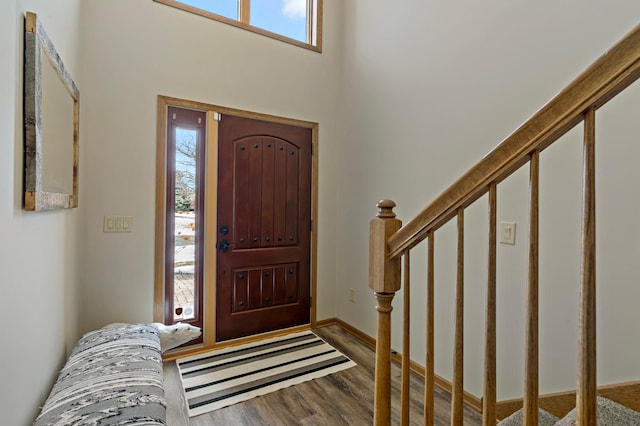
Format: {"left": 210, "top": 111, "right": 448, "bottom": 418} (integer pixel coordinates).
{"left": 175, "top": 129, "right": 196, "bottom": 212}
{"left": 173, "top": 128, "right": 198, "bottom": 321}
{"left": 162, "top": 105, "right": 204, "bottom": 338}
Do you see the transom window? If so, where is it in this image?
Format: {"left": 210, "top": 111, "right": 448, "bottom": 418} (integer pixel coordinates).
{"left": 154, "top": 0, "right": 322, "bottom": 51}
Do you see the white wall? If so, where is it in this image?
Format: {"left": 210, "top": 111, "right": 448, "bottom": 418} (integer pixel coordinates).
{"left": 337, "top": 0, "right": 640, "bottom": 400}
{"left": 5, "top": 1, "right": 639, "bottom": 420}
{"left": 77, "top": 0, "right": 344, "bottom": 332}
{"left": 0, "top": 1, "right": 83, "bottom": 424}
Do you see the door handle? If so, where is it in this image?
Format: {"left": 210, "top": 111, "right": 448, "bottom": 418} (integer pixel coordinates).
{"left": 219, "top": 239, "right": 234, "bottom": 253}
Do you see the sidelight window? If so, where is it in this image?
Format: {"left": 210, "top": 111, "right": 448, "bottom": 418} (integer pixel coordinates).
{"left": 164, "top": 106, "right": 206, "bottom": 337}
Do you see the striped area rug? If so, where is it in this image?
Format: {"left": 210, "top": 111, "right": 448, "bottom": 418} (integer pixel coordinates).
{"left": 176, "top": 330, "right": 357, "bottom": 417}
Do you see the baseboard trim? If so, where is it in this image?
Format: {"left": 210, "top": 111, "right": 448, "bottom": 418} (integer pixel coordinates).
{"left": 319, "top": 318, "right": 640, "bottom": 420}
{"left": 315, "top": 317, "right": 483, "bottom": 414}
{"left": 317, "top": 317, "right": 376, "bottom": 347}
{"left": 496, "top": 380, "right": 640, "bottom": 420}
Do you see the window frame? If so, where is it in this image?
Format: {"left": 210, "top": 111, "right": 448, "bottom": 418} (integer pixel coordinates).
{"left": 153, "top": 0, "right": 323, "bottom": 52}
{"left": 164, "top": 107, "right": 206, "bottom": 334}
{"left": 155, "top": 96, "right": 221, "bottom": 351}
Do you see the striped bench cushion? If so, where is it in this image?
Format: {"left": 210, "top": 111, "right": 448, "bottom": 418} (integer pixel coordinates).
{"left": 34, "top": 323, "right": 166, "bottom": 425}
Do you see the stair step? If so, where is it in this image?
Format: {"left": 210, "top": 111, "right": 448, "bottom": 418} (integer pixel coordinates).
{"left": 555, "top": 396, "right": 640, "bottom": 425}
{"left": 498, "top": 408, "right": 559, "bottom": 426}
{"left": 498, "top": 396, "right": 640, "bottom": 425}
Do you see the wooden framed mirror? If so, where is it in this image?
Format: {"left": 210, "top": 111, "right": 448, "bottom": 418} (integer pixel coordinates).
{"left": 24, "top": 11, "right": 79, "bottom": 211}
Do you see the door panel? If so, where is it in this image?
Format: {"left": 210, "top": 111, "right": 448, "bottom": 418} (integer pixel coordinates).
{"left": 217, "top": 115, "right": 312, "bottom": 341}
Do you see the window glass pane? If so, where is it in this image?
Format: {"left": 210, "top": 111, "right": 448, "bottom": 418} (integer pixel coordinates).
{"left": 177, "top": 0, "right": 239, "bottom": 20}
{"left": 173, "top": 127, "right": 197, "bottom": 321}
{"left": 251, "top": 0, "right": 307, "bottom": 43}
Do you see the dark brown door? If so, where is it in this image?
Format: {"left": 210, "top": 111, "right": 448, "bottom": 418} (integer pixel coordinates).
{"left": 216, "top": 114, "right": 312, "bottom": 341}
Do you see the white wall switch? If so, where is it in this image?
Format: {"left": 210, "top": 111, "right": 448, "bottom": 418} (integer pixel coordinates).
{"left": 500, "top": 221, "right": 516, "bottom": 244}
{"left": 104, "top": 216, "right": 133, "bottom": 233}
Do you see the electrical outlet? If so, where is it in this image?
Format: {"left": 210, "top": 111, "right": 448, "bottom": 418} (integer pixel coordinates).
{"left": 349, "top": 288, "right": 356, "bottom": 303}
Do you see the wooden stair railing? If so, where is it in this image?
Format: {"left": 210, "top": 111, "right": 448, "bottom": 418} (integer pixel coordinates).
{"left": 368, "top": 22, "right": 640, "bottom": 426}
{"left": 369, "top": 200, "right": 402, "bottom": 425}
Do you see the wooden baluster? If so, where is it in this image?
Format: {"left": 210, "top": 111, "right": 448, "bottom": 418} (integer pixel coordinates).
{"left": 451, "top": 207, "right": 464, "bottom": 425}
{"left": 524, "top": 151, "right": 540, "bottom": 426}
{"left": 369, "top": 199, "right": 402, "bottom": 426}
{"left": 483, "top": 183, "right": 498, "bottom": 426}
{"left": 402, "top": 250, "right": 411, "bottom": 426}
{"left": 424, "top": 231, "right": 435, "bottom": 426}
{"left": 577, "top": 107, "right": 596, "bottom": 426}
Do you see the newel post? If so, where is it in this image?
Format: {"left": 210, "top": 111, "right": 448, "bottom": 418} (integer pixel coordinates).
{"left": 369, "top": 199, "right": 402, "bottom": 426}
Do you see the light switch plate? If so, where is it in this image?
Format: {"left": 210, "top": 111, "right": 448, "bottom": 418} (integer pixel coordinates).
{"left": 104, "top": 216, "right": 133, "bottom": 233}
{"left": 500, "top": 221, "right": 516, "bottom": 244}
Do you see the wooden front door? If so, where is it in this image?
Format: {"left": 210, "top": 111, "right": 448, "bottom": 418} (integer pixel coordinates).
{"left": 216, "top": 114, "right": 312, "bottom": 341}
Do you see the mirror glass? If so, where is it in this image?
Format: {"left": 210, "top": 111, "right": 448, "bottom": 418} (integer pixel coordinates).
{"left": 41, "top": 54, "right": 74, "bottom": 194}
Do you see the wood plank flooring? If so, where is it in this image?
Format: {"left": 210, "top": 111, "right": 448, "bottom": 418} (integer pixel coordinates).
{"left": 163, "top": 324, "right": 482, "bottom": 425}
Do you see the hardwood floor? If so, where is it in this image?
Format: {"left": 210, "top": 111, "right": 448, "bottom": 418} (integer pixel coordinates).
{"left": 163, "top": 324, "right": 482, "bottom": 425}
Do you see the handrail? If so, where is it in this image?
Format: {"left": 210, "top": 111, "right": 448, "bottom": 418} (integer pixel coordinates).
{"left": 369, "top": 20, "right": 640, "bottom": 426}
{"left": 387, "top": 23, "right": 640, "bottom": 259}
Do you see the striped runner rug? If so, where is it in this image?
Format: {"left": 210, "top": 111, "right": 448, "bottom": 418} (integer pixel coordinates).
{"left": 176, "top": 330, "right": 357, "bottom": 417}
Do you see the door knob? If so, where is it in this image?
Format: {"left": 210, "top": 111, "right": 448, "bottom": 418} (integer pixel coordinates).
{"left": 219, "top": 239, "right": 234, "bottom": 253}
